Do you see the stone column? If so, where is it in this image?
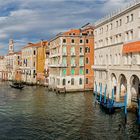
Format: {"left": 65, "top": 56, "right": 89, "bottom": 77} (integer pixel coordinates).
{"left": 127, "top": 83, "right": 131, "bottom": 107}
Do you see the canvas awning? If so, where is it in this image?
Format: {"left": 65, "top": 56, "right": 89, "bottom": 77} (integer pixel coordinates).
{"left": 123, "top": 40, "right": 140, "bottom": 53}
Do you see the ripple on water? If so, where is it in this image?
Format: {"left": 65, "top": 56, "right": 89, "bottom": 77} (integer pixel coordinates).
{"left": 0, "top": 82, "right": 140, "bottom": 140}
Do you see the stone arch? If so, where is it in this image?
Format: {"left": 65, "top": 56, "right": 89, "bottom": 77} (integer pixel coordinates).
{"left": 130, "top": 75, "right": 140, "bottom": 102}
{"left": 111, "top": 73, "right": 117, "bottom": 95}
{"left": 118, "top": 74, "right": 127, "bottom": 97}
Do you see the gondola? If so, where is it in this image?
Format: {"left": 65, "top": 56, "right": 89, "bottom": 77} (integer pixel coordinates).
{"left": 10, "top": 82, "right": 24, "bottom": 89}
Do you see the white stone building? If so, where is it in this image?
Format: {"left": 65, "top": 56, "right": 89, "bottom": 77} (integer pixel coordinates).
{"left": 93, "top": 1, "right": 140, "bottom": 107}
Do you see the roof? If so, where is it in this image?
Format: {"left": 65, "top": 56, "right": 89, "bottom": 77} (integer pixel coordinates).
{"left": 22, "top": 41, "right": 48, "bottom": 49}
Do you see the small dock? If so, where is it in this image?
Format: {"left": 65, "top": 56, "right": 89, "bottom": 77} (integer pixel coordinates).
{"left": 94, "top": 84, "right": 126, "bottom": 114}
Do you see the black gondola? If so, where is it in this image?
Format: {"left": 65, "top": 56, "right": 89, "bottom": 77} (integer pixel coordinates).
{"left": 10, "top": 82, "right": 24, "bottom": 89}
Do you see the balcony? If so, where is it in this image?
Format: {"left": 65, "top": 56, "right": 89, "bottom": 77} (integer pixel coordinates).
{"left": 79, "top": 63, "right": 84, "bottom": 67}
{"left": 79, "top": 52, "right": 84, "bottom": 56}
{"left": 92, "top": 65, "right": 108, "bottom": 71}
{"left": 61, "top": 63, "right": 67, "bottom": 67}
{"left": 71, "top": 63, "right": 76, "bottom": 67}
{"left": 48, "top": 63, "right": 67, "bottom": 68}
{"left": 49, "top": 53, "right": 60, "bottom": 58}
{"left": 71, "top": 52, "right": 76, "bottom": 56}
{"left": 62, "top": 52, "right": 67, "bottom": 56}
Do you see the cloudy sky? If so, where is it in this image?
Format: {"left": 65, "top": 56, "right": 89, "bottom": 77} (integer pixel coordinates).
{"left": 0, "top": 0, "right": 132, "bottom": 55}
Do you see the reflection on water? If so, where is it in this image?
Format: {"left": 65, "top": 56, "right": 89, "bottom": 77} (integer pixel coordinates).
{"left": 0, "top": 81, "right": 139, "bottom": 140}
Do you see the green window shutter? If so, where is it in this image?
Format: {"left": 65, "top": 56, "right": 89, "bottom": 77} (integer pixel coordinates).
{"left": 71, "top": 68, "right": 75, "bottom": 75}
{"left": 63, "top": 47, "right": 66, "bottom": 53}
{"left": 62, "top": 69, "right": 66, "bottom": 75}
{"left": 79, "top": 68, "right": 83, "bottom": 75}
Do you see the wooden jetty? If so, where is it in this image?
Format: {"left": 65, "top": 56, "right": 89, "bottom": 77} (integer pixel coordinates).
{"left": 94, "top": 84, "right": 126, "bottom": 114}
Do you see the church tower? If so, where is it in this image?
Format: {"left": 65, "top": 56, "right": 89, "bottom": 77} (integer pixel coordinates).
{"left": 9, "top": 39, "right": 14, "bottom": 54}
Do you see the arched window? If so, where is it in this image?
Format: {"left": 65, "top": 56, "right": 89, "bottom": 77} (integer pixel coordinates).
{"left": 79, "top": 78, "right": 82, "bottom": 85}
{"left": 71, "top": 78, "right": 74, "bottom": 85}
{"left": 62, "top": 79, "right": 66, "bottom": 85}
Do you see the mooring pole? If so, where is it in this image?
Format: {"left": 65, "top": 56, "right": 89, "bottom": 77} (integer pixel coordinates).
{"left": 111, "top": 88, "right": 114, "bottom": 105}
{"left": 124, "top": 93, "right": 127, "bottom": 124}
{"left": 104, "top": 85, "right": 107, "bottom": 104}
{"left": 99, "top": 83, "right": 102, "bottom": 103}
{"left": 95, "top": 84, "right": 97, "bottom": 104}
{"left": 138, "top": 98, "right": 140, "bottom": 125}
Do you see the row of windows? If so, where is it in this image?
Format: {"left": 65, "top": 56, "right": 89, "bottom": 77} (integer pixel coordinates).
{"left": 95, "top": 52, "right": 140, "bottom": 66}
{"left": 95, "top": 13, "right": 135, "bottom": 35}
{"left": 62, "top": 68, "right": 90, "bottom": 75}
{"left": 50, "top": 46, "right": 90, "bottom": 56}
{"left": 95, "top": 29, "right": 136, "bottom": 48}
{"left": 62, "top": 78, "right": 89, "bottom": 86}
{"left": 63, "top": 38, "right": 89, "bottom": 44}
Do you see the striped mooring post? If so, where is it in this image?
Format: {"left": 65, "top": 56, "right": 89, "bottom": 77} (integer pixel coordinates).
{"left": 124, "top": 93, "right": 127, "bottom": 123}
{"left": 94, "top": 84, "right": 97, "bottom": 104}
{"left": 104, "top": 85, "right": 107, "bottom": 104}
{"left": 99, "top": 83, "right": 102, "bottom": 103}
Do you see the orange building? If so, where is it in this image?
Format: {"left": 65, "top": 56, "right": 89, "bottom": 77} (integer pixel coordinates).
{"left": 36, "top": 41, "right": 48, "bottom": 85}
{"left": 49, "top": 24, "right": 94, "bottom": 92}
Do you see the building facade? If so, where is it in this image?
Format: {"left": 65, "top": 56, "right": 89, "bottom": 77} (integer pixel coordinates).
{"left": 21, "top": 43, "right": 38, "bottom": 84}
{"left": 49, "top": 25, "right": 94, "bottom": 92}
{"left": 36, "top": 41, "right": 48, "bottom": 85}
{"left": 93, "top": 1, "right": 140, "bottom": 107}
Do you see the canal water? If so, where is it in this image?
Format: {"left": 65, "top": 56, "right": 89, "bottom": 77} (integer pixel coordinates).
{"left": 0, "top": 81, "right": 139, "bottom": 140}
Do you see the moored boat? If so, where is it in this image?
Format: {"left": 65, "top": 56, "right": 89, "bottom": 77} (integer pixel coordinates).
{"left": 10, "top": 82, "right": 24, "bottom": 89}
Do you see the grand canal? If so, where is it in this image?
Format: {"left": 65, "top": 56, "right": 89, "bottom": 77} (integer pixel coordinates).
{"left": 0, "top": 81, "right": 139, "bottom": 140}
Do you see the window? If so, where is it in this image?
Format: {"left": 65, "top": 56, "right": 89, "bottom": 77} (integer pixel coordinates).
{"left": 110, "top": 23, "right": 113, "bottom": 30}
{"left": 86, "top": 78, "right": 88, "bottom": 84}
{"left": 106, "top": 25, "right": 108, "bottom": 31}
{"left": 130, "top": 14, "right": 133, "bottom": 22}
{"left": 62, "top": 79, "right": 66, "bottom": 85}
{"left": 86, "top": 39, "right": 89, "bottom": 43}
{"left": 86, "top": 57, "right": 89, "bottom": 64}
{"left": 79, "top": 68, "right": 84, "bottom": 75}
{"left": 79, "top": 57, "right": 84, "bottom": 66}
{"left": 71, "top": 68, "right": 75, "bottom": 75}
{"left": 86, "top": 69, "right": 89, "bottom": 74}
{"left": 62, "top": 69, "right": 66, "bottom": 76}
{"left": 62, "top": 46, "right": 66, "bottom": 53}
{"left": 80, "top": 39, "right": 83, "bottom": 43}
{"left": 63, "top": 39, "right": 66, "bottom": 43}
{"left": 119, "top": 19, "right": 122, "bottom": 26}
{"left": 33, "top": 50, "right": 36, "bottom": 55}
{"left": 80, "top": 47, "right": 83, "bottom": 53}
{"left": 85, "top": 47, "right": 90, "bottom": 53}
{"left": 71, "top": 39, "right": 74, "bottom": 43}
{"left": 130, "top": 30, "right": 133, "bottom": 40}
{"left": 71, "top": 47, "right": 75, "bottom": 54}
{"left": 116, "top": 21, "right": 118, "bottom": 27}
{"left": 71, "top": 78, "right": 74, "bottom": 85}
{"left": 79, "top": 78, "right": 82, "bottom": 85}
{"left": 126, "top": 16, "right": 129, "bottom": 23}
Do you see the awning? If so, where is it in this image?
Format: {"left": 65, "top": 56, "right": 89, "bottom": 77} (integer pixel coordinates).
{"left": 123, "top": 40, "right": 140, "bottom": 53}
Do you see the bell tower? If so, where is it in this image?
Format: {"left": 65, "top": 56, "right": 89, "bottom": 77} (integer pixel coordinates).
{"left": 9, "top": 39, "right": 14, "bottom": 54}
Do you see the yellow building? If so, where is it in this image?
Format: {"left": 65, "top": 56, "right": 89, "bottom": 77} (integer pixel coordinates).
{"left": 36, "top": 41, "right": 48, "bottom": 85}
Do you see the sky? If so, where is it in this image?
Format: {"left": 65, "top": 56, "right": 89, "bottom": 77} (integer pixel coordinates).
{"left": 0, "top": 0, "right": 132, "bottom": 55}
